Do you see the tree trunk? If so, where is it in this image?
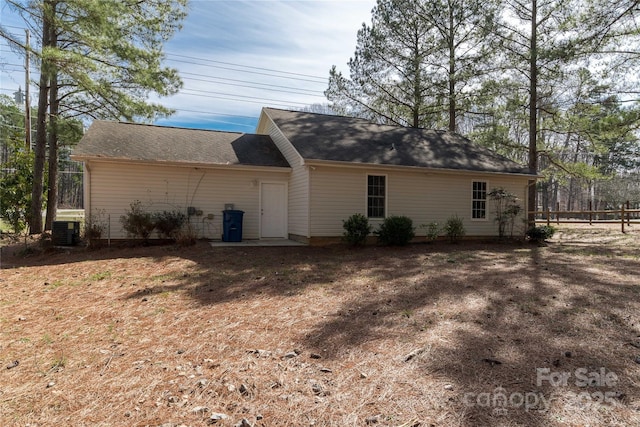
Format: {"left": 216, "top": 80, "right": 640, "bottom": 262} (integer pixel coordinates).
{"left": 540, "top": 179, "right": 550, "bottom": 215}
{"left": 45, "top": 71, "right": 59, "bottom": 230}
{"left": 411, "top": 26, "right": 421, "bottom": 129}
{"left": 448, "top": 7, "right": 456, "bottom": 132}
{"left": 567, "top": 177, "right": 574, "bottom": 211}
{"left": 29, "top": 1, "right": 53, "bottom": 234}
{"left": 527, "top": 0, "right": 538, "bottom": 226}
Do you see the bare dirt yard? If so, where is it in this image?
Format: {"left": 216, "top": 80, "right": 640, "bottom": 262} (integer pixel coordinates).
{"left": 1, "top": 226, "right": 640, "bottom": 427}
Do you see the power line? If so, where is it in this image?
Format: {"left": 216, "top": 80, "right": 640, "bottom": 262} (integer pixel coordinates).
{"left": 165, "top": 57, "right": 326, "bottom": 85}
{"left": 182, "top": 79, "right": 324, "bottom": 98}
{"left": 178, "top": 89, "right": 310, "bottom": 108}
{"left": 1, "top": 25, "right": 26, "bottom": 30}
{"left": 180, "top": 71, "right": 325, "bottom": 95}
{"left": 180, "top": 88, "right": 313, "bottom": 105}
{"left": 166, "top": 52, "right": 327, "bottom": 82}
{"left": 1, "top": 46, "right": 330, "bottom": 87}
{"left": 0, "top": 87, "right": 24, "bottom": 95}
{"left": 161, "top": 108, "right": 258, "bottom": 120}
{"left": 1, "top": 42, "right": 328, "bottom": 115}
{"left": 2, "top": 62, "right": 323, "bottom": 97}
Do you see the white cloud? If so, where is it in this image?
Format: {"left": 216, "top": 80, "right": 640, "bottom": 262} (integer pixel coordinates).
{"left": 154, "top": 0, "right": 375, "bottom": 129}
{"left": 1, "top": 0, "right": 376, "bottom": 131}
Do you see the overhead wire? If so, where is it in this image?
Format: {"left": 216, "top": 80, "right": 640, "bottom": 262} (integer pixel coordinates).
{"left": 1, "top": 35, "right": 331, "bottom": 125}
{"left": 180, "top": 88, "right": 315, "bottom": 106}
{"left": 166, "top": 52, "right": 327, "bottom": 82}
{"left": 1, "top": 60, "right": 325, "bottom": 97}
{"left": 180, "top": 71, "right": 325, "bottom": 96}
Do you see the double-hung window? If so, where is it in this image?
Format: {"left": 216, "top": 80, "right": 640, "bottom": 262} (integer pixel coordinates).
{"left": 367, "top": 175, "right": 386, "bottom": 218}
{"left": 472, "top": 181, "right": 487, "bottom": 220}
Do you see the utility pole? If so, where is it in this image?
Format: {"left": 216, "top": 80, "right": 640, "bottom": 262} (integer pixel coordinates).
{"left": 25, "top": 29, "right": 32, "bottom": 151}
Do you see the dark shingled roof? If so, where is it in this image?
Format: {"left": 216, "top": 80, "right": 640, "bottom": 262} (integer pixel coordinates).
{"left": 264, "top": 108, "right": 532, "bottom": 175}
{"left": 72, "top": 121, "right": 290, "bottom": 168}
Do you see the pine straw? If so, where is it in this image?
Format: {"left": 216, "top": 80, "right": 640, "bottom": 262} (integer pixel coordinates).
{"left": 1, "top": 226, "right": 639, "bottom": 426}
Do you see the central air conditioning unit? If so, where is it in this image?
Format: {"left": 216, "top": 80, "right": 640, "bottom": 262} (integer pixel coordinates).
{"left": 52, "top": 221, "right": 81, "bottom": 246}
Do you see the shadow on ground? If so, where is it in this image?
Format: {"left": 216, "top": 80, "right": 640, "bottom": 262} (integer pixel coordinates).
{"left": 3, "top": 230, "right": 640, "bottom": 425}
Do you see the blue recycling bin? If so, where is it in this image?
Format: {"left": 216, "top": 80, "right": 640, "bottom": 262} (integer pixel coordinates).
{"left": 222, "top": 210, "right": 244, "bottom": 242}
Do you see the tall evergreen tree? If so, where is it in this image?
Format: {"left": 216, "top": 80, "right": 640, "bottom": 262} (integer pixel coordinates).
{"left": 326, "top": 0, "right": 433, "bottom": 127}
{"left": 497, "top": 0, "right": 579, "bottom": 221}
{"left": 2, "top": 0, "right": 187, "bottom": 233}
{"left": 326, "top": 0, "right": 499, "bottom": 130}
{"left": 415, "top": 0, "right": 501, "bottom": 131}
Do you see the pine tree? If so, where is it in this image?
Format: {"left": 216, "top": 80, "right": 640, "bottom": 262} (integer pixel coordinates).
{"left": 2, "top": 0, "right": 188, "bottom": 233}
{"left": 326, "top": 0, "right": 500, "bottom": 130}
{"left": 497, "top": 0, "right": 579, "bottom": 222}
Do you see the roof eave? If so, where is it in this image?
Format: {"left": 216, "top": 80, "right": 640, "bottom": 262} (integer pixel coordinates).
{"left": 303, "top": 158, "right": 539, "bottom": 178}
{"left": 70, "top": 155, "right": 291, "bottom": 173}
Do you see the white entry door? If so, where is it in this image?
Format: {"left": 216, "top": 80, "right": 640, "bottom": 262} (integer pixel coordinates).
{"left": 260, "top": 182, "right": 287, "bottom": 238}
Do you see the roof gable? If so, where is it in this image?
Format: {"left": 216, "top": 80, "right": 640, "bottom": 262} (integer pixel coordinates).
{"left": 263, "top": 108, "right": 532, "bottom": 175}
{"left": 72, "top": 121, "right": 290, "bottom": 168}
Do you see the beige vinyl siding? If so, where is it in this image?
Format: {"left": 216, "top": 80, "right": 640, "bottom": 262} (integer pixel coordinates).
{"left": 419, "top": 173, "right": 528, "bottom": 236}
{"left": 309, "top": 167, "right": 365, "bottom": 236}
{"left": 261, "top": 118, "right": 310, "bottom": 238}
{"left": 87, "top": 161, "right": 287, "bottom": 240}
{"left": 308, "top": 165, "right": 529, "bottom": 237}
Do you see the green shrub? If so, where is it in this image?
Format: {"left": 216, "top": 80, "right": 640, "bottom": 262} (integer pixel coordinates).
{"left": 342, "top": 213, "right": 372, "bottom": 246}
{"left": 376, "top": 215, "right": 415, "bottom": 246}
{"left": 176, "top": 223, "right": 197, "bottom": 246}
{"left": 0, "top": 139, "right": 35, "bottom": 234}
{"left": 526, "top": 225, "right": 556, "bottom": 242}
{"left": 153, "top": 210, "right": 186, "bottom": 240}
{"left": 83, "top": 210, "right": 107, "bottom": 246}
{"left": 420, "top": 221, "right": 441, "bottom": 242}
{"left": 120, "top": 201, "right": 155, "bottom": 241}
{"left": 444, "top": 215, "right": 465, "bottom": 243}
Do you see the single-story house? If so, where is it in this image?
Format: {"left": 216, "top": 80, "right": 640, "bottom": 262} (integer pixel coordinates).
{"left": 71, "top": 107, "right": 536, "bottom": 243}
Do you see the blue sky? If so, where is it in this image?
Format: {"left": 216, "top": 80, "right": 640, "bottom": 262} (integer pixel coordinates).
{"left": 0, "top": 0, "right": 375, "bottom": 132}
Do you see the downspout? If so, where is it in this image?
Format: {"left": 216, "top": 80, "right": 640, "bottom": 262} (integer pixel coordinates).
{"left": 84, "top": 161, "right": 91, "bottom": 221}
{"left": 307, "top": 163, "right": 312, "bottom": 239}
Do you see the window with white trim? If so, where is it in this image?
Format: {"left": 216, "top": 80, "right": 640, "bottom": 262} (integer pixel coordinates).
{"left": 472, "top": 181, "right": 487, "bottom": 219}
{"left": 367, "top": 175, "right": 386, "bottom": 218}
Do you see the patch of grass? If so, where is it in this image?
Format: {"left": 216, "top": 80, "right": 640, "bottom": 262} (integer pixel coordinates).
{"left": 50, "top": 354, "right": 67, "bottom": 371}
{"left": 151, "top": 274, "right": 173, "bottom": 282}
{"left": 158, "top": 291, "right": 172, "bottom": 298}
{"left": 90, "top": 271, "right": 112, "bottom": 281}
{"left": 46, "top": 280, "right": 65, "bottom": 290}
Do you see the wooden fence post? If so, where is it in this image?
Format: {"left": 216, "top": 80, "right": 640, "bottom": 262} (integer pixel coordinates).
{"left": 556, "top": 202, "right": 560, "bottom": 225}
{"left": 627, "top": 200, "right": 631, "bottom": 226}
{"left": 546, "top": 207, "right": 550, "bottom": 226}
{"left": 589, "top": 200, "right": 592, "bottom": 225}
{"left": 621, "top": 204, "right": 625, "bottom": 233}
